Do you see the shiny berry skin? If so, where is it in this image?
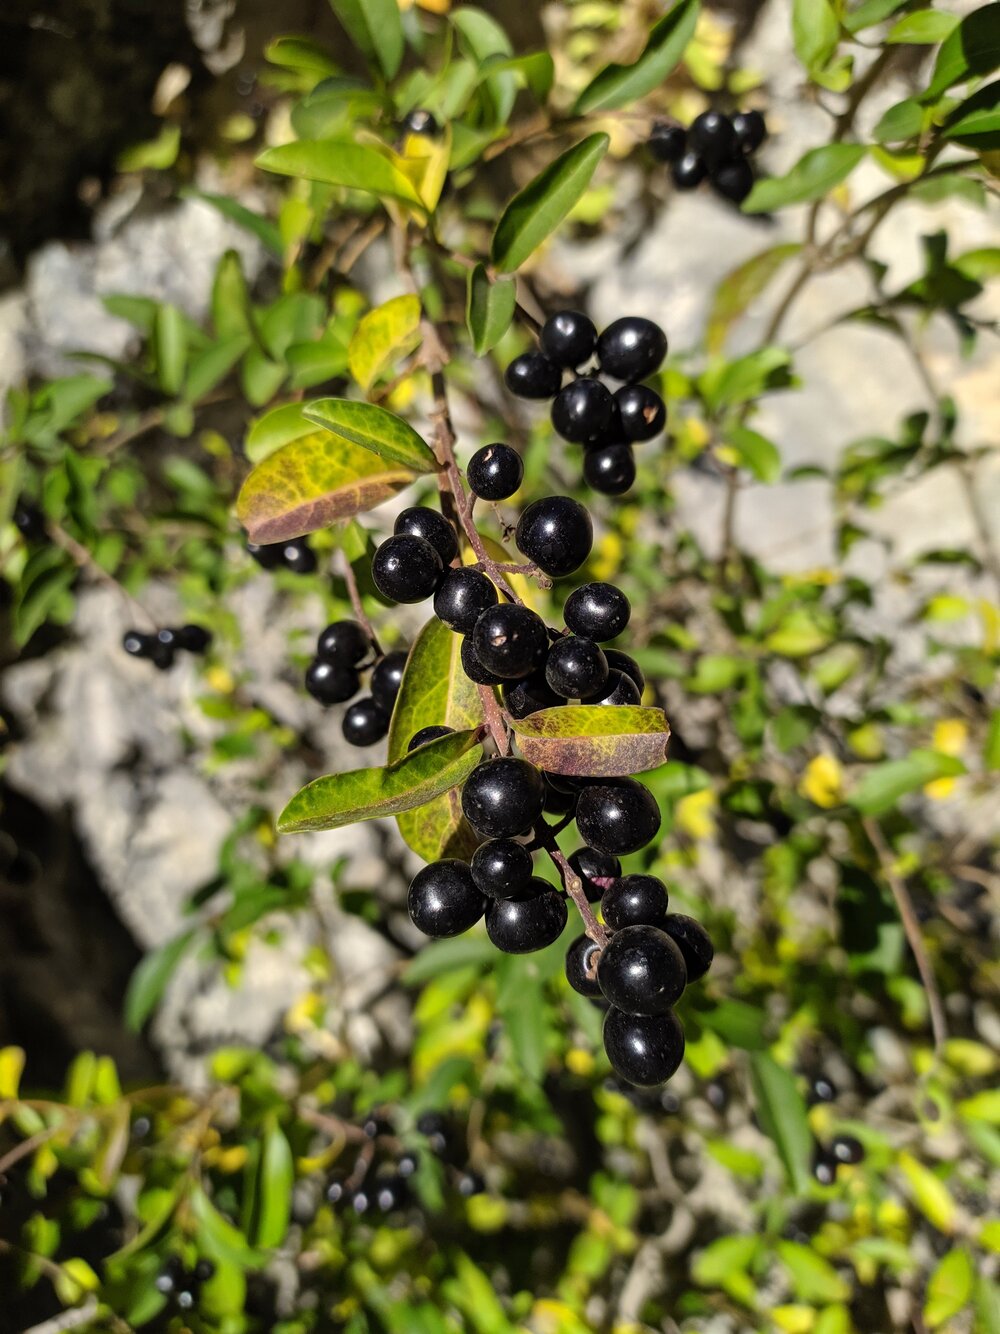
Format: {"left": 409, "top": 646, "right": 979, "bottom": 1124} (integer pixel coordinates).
{"left": 598, "top": 924, "right": 686, "bottom": 1015}
{"left": 247, "top": 540, "right": 283, "bottom": 570}
{"left": 543, "top": 777, "right": 577, "bottom": 815}
{"left": 689, "top": 110, "right": 738, "bottom": 167}
{"left": 460, "top": 636, "right": 504, "bottom": 685}
{"left": 515, "top": 496, "right": 593, "bottom": 578}
{"left": 540, "top": 310, "right": 597, "bottom": 369}
{"left": 467, "top": 444, "right": 523, "bottom": 501}
{"left": 596, "top": 317, "right": 667, "bottom": 383}
{"left": 712, "top": 157, "right": 754, "bottom": 204}
{"left": 671, "top": 151, "right": 706, "bottom": 190}
{"left": 813, "top": 1152, "right": 838, "bottom": 1186}
{"left": 584, "top": 443, "right": 635, "bottom": 495}
{"left": 582, "top": 669, "right": 641, "bottom": 707}
{"left": 408, "top": 725, "right": 454, "bottom": 751}
{"left": 13, "top": 500, "right": 46, "bottom": 541}
{"left": 576, "top": 779, "right": 661, "bottom": 856}
{"left": 372, "top": 534, "right": 443, "bottom": 603}
{"left": 402, "top": 107, "right": 438, "bottom": 137}
{"left": 281, "top": 538, "right": 318, "bottom": 575}
{"left": 661, "top": 913, "right": 714, "bottom": 982}
{"left": 565, "top": 933, "right": 603, "bottom": 997}
{"left": 831, "top": 1134, "right": 864, "bottom": 1165}
{"left": 605, "top": 649, "right": 645, "bottom": 693}
{"left": 434, "top": 567, "right": 498, "bottom": 635}
{"left": 809, "top": 1073, "right": 837, "bottom": 1105}
{"left": 648, "top": 121, "right": 686, "bottom": 163}
{"left": 373, "top": 1176, "right": 408, "bottom": 1211}
{"left": 614, "top": 384, "right": 666, "bottom": 442}
{"left": 731, "top": 109, "right": 766, "bottom": 154}
{"left": 408, "top": 860, "right": 486, "bottom": 937}
{"left": 394, "top": 506, "right": 459, "bottom": 566}
{"left": 457, "top": 1171, "right": 485, "bottom": 1197}
{"left": 568, "top": 846, "right": 621, "bottom": 904}
{"left": 342, "top": 697, "right": 390, "bottom": 746}
{"left": 461, "top": 757, "right": 546, "bottom": 839}
{"left": 545, "top": 636, "right": 608, "bottom": 698}
{"left": 602, "top": 875, "right": 669, "bottom": 930}
{"left": 471, "top": 838, "right": 534, "bottom": 898}
{"left": 485, "top": 879, "right": 568, "bottom": 953}
{"left": 317, "top": 620, "right": 370, "bottom": 666}
{"left": 306, "top": 658, "right": 360, "bottom": 706}
{"left": 603, "top": 1007, "right": 685, "bottom": 1086}
{"left": 551, "top": 377, "right": 614, "bottom": 444}
{"left": 564, "top": 583, "right": 630, "bottom": 642}
{"left": 472, "top": 604, "right": 548, "bottom": 680}
{"left": 397, "top": 1151, "right": 419, "bottom": 1178}
{"left": 502, "top": 671, "right": 561, "bottom": 719}
{"left": 123, "top": 629, "right": 154, "bottom": 659}
{"left": 370, "top": 650, "right": 409, "bottom": 711}
{"left": 505, "top": 351, "right": 562, "bottom": 399}
{"left": 175, "top": 624, "right": 212, "bottom": 654}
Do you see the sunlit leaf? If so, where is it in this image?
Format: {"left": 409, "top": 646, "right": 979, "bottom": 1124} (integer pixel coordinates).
{"left": 256, "top": 140, "right": 422, "bottom": 204}
{"left": 793, "top": 0, "right": 839, "bottom": 73}
{"left": 743, "top": 144, "right": 867, "bottom": 213}
{"left": 921, "top": 4, "right": 1000, "bottom": 102}
{"left": 329, "top": 0, "right": 404, "bottom": 79}
{"left": 898, "top": 1151, "right": 957, "bottom": 1233}
{"left": 572, "top": 0, "right": 699, "bottom": 114}
{"left": 925, "top": 1249, "right": 974, "bottom": 1327}
{"left": 749, "top": 1052, "right": 812, "bottom": 1193}
{"left": 347, "top": 295, "right": 422, "bottom": 392}
{"left": 466, "top": 263, "right": 517, "bottom": 356}
{"left": 302, "top": 398, "right": 439, "bottom": 473}
{"left": 508, "top": 705, "right": 671, "bottom": 777}
{"left": 252, "top": 1119, "right": 293, "bottom": 1248}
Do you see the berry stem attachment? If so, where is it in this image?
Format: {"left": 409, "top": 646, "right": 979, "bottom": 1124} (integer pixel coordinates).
{"left": 339, "top": 550, "right": 383, "bottom": 659}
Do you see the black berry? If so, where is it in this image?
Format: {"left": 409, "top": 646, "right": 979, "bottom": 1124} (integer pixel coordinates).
{"left": 460, "top": 636, "right": 504, "bottom": 685}
{"left": 568, "top": 846, "right": 621, "bottom": 904}
{"left": 175, "top": 624, "right": 212, "bottom": 654}
{"left": 545, "top": 636, "right": 608, "bottom": 698}
{"left": 461, "top": 757, "right": 546, "bottom": 839}
{"left": 502, "top": 671, "right": 561, "bottom": 719}
{"left": 564, "top": 583, "right": 630, "bottom": 642}
{"left": 372, "top": 535, "right": 443, "bottom": 603}
{"left": 711, "top": 157, "right": 754, "bottom": 204}
{"left": 504, "top": 351, "right": 562, "bottom": 399}
{"left": 661, "top": 913, "right": 714, "bottom": 982}
{"left": 648, "top": 122, "right": 686, "bottom": 164}
{"left": 394, "top": 506, "right": 459, "bottom": 566}
{"left": 281, "top": 538, "right": 318, "bottom": 575}
{"left": 671, "top": 151, "right": 706, "bottom": 190}
{"left": 576, "top": 779, "right": 661, "bottom": 856}
{"left": 565, "top": 933, "right": 603, "bottom": 997}
{"left": 540, "top": 310, "right": 597, "bottom": 369}
{"left": 596, "top": 317, "right": 667, "bottom": 383}
{"left": 457, "top": 1171, "right": 485, "bottom": 1197}
{"left": 831, "top": 1134, "right": 864, "bottom": 1165}
{"left": 402, "top": 108, "right": 438, "bottom": 137}
{"left": 371, "top": 650, "right": 409, "bottom": 711}
{"left": 408, "top": 725, "right": 454, "bottom": 751}
{"left": 605, "top": 649, "right": 645, "bottom": 693}
{"left": 306, "top": 658, "right": 360, "bottom": 706}
{"left": 603, "top": 1007, "right": 685, "bottom": 1086}
{"left": 373, "top": 1176, "right": 408, "bottom": 1212}
{"left": 13, "top": 500, "right": 46, "bottom": 541}
{"left": 486, "top": 880, "right": 568, "bottom": 953}
{"left": 193, "top": 1260, "right": 216, "bottom": 1284}
{"left": 123, "top": 629, "right": 154, "bottom": 659}
{"left": 515, "top": 496, "right": 593, "bottom": 578}
{"left": 582, "top": 669, "right": 641, "bottom": 707}
{"left": 614, "top": 385, "right": 666, "bottom": 442}
{"left": 551, "top": 378, "right": 614, "bottom": 444}
{"left": 584, "top": 443, "right": 636, "bottom": 495}
{"left": 813, "top": 1152, "right": 838, "bottom": 1186}
{"left": 317, "top": 620, "right": 370, "bottom": 666}
{"left": 408, "top": 860, "right": 486, "bottom": 937}
{"left": 247, "top": 540, "right": 283, "bottom": 570}
{"left": 434, "top": 567, "right": 498, "bottom": 635}
{"left": 470, "top": 839, "right": 534, "bottom": 898}
{"left": 688, "top": 110, "right": 738, "bottom": 167}
{"left": 602, "top": 875, "right": 669, "bottom": 930}
{"left": 342, "top": 697, "right": 390, "bottom": 746}
{"left": 809, "top": 1073, "right": 837, "bottom": 1105}
{"left": 467, "top": 444, "right": 523, "bottom": 501}
{"left": 472, "top": 604, "right": 548, "bottom": 680}
{"left": 543, "top": 776, "right": 577, "bottom": 815}
{"left": 731, "top": 109, "right": 766, "bottom": 154}
{"left": 598, "top": 924, "right": 686, "bottom": 1015}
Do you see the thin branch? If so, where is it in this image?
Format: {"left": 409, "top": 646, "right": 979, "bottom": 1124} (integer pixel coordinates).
{"left": 339, "top": 549, "right": 383, "bottom": 658}
{"left": 0, "top": 1128, "right": 56, "bottom": 1177}
{"left": 48, "top": 522, "right": 157, "bottom": 631}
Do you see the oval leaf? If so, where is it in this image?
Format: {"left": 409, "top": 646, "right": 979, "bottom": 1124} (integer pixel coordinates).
{"left": 491, "top": 133, "right": 609, "bottom": 273}
{"left": 253, "top": 1119, "right": 293, "bottom": 1249}
{"left": 278, "top": 727, "right": 484, "bottom": 834}
{"left": 256, "top": 140, "right": 422, "bottom": 204}
{"left": 387, "top": 617, "right": 485, "bottom": 860}
{"left": 572, "top": 0, "right": 699, "bottom": 114}
{"left": 237, "top": 430, "right": 417, "bottom": 543}
{"left": 509, "top": 705, "right": 671, "bottom": 777}
{"left": 749, "top": 1052, "right": 812, "bottom": 1194}
{"left": 301, "top": 398, "right": 439, "bottom": 474}
{"left": 329, "top": 0, "right": 403, "bottom": 80}
{"left": 245, "top": 402, "right": 315, "bottom": 464}
{"left": 466, "top": 263, "right": 517, "bottom": 356}
{"left": 743, "top": 143, "right": 867, "bottom": 213}
{"left": 848, "top": 749, "right": 966, "bottom": 815}
{"left": 921, "top": 4, "right": 1000, "bottom": 103}
{"left": 708, "top": 243, "right": 802, "bottom": 353}
{"left": 347, "top": 294, "right": 422, "bottom": 392}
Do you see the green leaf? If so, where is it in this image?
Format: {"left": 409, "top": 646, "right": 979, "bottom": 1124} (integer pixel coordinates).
{"left": 404, "top": 934, "right": 496, "bottom": 985}
{"left": 278, "top": 728, "right": 484, "bottom": 834}
{"left": 118, "top": 124, "right": 181, "bottom": 172}
{"left": 873, "top": 97, "right": 925, "bottom": 143}
{"left": 491, "top": 134, "right": 609, "bottom": 273}
{"left": 509, "top": 705, "right": 671, "bottom": 777}
{"left": 329, "top": 0, "right": 404, "bottom": 79}
{"left": 701, "top": 346, "right": 794, "bottom": 409}
{"left": 898, "top": 1151, "right": 957, "bottom": 1233}
{"left": 748, "top": 1052, "right": 812, "bottom": 1193}
{"left": 347, "top": 294, "right": 422, "bottom": 392}
{"left": 301, "top": 398, "right": 439, "bottom": 474}
{"left": 264, "top": 34, "right": 340, "bottom": 76}
{"left": 707, "top": 243, "right": 801, "bottom": 353}
{"left": 256, "top": 140, "right": 422, "bottom": 204}
{"left": 253, "top": 1119, "right": 293, "bottom": 1249}
{"left": 180, "top": 188, "right": 284, "bottom": 256}
{"left": 211, "top": 251, "right": 252, "bottom": 340}
{"left": 190, "top": 1186, "right": 263, "bottom": 1268}
{"left": 495, "top": 956, "right": 548, "bottom": 1083}
{"left": 848, "top": 749, "right": 966, "bottom": 815}
{"left": 887, "top": 11, "right": 960, "bottom": 44}
{"left": 466, "top": 263, "right": 517, "bottom": 356}
{"left": 743, "top": 143, "right": 867, "bottom": 213}
{"left": 245, "top": 402, "right": 315, "bottom": 464}
{"left": 387, "top": 616, "right": 485, "bottom": 860}
{"left": 572, "top": 0, "right": 700, "bottom": 114}
{"left": 724, "top": 424, "right": 781, "bottom": 482}
{"left": 154, "top": 304, "right": 188, "bottom": 396}
{"left": 777, "top": 1241, "right": 851, "bottom": 1303}
{"left": 699, "top": 1000, "right": 768, "bottom": 1050}
{"left": 925, "top": 1249, "right": 974, "bottom": 1327}
{"left": 985, "top": 709, "right": 1000, "bottom": 770}
{"left": 237, "top": 428, "right": 418, "bottom": 544}
{"left": 693, "top": 1234, "right": 760, "bottom": 1286}
{"left": 479, "top": 51, "right": 554, "bottom": 103}
{"left": 943, "top": 81, "right": 1000, "bottom": 146}
{"left": 125, "top": 930, "right": 197, "bottom": 1032}
{"left": 793, "top": 0, "right": 840, "bottom": 73}
{"left": 184, "top": 334, "right": 250, "bottom": 403}
{"left": 922, "top": 4, "right": 1000, "bottom": 102}
{"left": 843, "top": 0, "right": 909, "bottom": 33}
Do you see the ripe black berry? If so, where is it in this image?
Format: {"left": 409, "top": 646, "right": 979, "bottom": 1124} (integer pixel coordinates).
{"left": 831, "top": 1134, "right": 864, "bottom": 1165}
{"left": 502, "top": 671, "right": 561, "bottom": 719}
{"left": 306, "top": 658, "right": 360, "bottom": 706}
{"left": 123, "top": 630, "right": 154, "bottom": 659}
{"left": 596, "top": 317, "right": 668, "bottom": 383}
{"left": 809, "top": 1073, "right": 837, "bottom": 1105}
{"left": 342, "top": 697, "right": 390, "bottom": 746}
{"left": 457, "top": 1170, "right": 485, "bottom": 1197}
{"left": 661, "top": 913, "right": 714, "bottom": 982}
{"left": 402, "top": 108, "right": 438, "bottom": 137}
{"left": 467, "top": 444, "right": 523, "bottom": 501}
{"left": 408, "top": 860, "right": 486, "bottom": 937}
{"left": 515, "top": 496, "right": 593, "bottom": 578}
{"left": 551, "top": 378, "right": 614, "bottom": 443}
{"left": 13, "top": 500, "right": 46, "bottom": 541}
{"left": 564, "top": 583, "right": 630, "bottom": 642}
{"left": 731, "top": 109, "right": 766, "bottom": 153}
{"left": 460, "top": 636, "right": 504, "bottom": 685}
{"left": 648, "top": 122, "right": 686, "bottom": 164}
{"left": 434, "top": 567, "right": 498, "bottom": 635}
{"left": 193, "top": 1259, "right": 215, "bottom": 1284}
{"left": 568, "top": 846, "right": 621, "bottom": 903}
{"left": 504, "top": 351, "right": 562, "bottom": 399}
{"left": 486, "top": 880, "right": 568, "bottom": 953}
{"left": 584, "top": 443, "right": 636, "bottom": 495}
{"left": 605, "top": 649, "right": 645, "bottom": 693}
{"left": 408, "top": 725, "right": 454, "bottom": 751}
{"left": 472, "top": 604, "right": 548, "bottom": 680}
{"left": 705, "top": 1078, "right": 729, "bottom": 1112}
{"left": 281, "top": 538, "right": 318, "bottom": 575}
{"left": 582, "top": 669, "right": 641, "bottom": 707}
{"left": 461, "top": 757, "right": 546, "bottom": 839}
{"left": 813, "top": 1151, "right": 838, "bottom": 1186}
{"left": 175, "top": 624, "right": 212, "bottom": 654}
{"left": 471, "top": 839, "right": 534, "bottom": 898}
{"left": 543, "top": 776, "right": 577, "bottom": 815}
{"left": 602, "top": 875, "right": 668, "bottom": 930}
{"left": 371, "top": 535, "right": 442, "bottom": 603}
{"left": 397, "top": 1151, "right": 419, "bottom": 1178}
{"left": 711, "top": 157, "right": 754, "bottom": 204}
{"left": 565, "top": 933, "right": 603, "bottom": 997}
{"left": 317, "top": 620, "right": 370, "bottom": 666}
{"left": 247, "top": 540, "right": 283, "bottom": 570}
{"left": 671, "top": 151, "right": 706, "bottom": 190}
{"left": 598, "top": 924, "right": 686, "bottom": 1014}
{"left": 545, "top": 635, "right": 608, "bottom": 698}
{"left": 689, "top": 110, "right": 738, "bottom": 167}
{"left": 603, "top": 1007, "right": 685, "bottom": 1086}
{"left": 394, "top": 506, "right": 459, "bottom": 566}
{"left": 371, "top": 650, "right": 408, "bottom": 711}
{"left": 540, "top": 310, "right": 597, "bottom": 369}
{"left": 576, "top": 779, "right": 661, "bottom": 856}
{"left": 614, "top": 384, "right": 666, "bottom": 442}
{"left": 373, "top": 1176, "right": 408, "bottom": 1212}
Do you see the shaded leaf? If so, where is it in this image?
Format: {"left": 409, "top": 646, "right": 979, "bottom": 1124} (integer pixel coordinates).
{"left": 743, "top": 144, "right": 867, "bottom": 213}
{"left": 329, "top": 0, "right": 404, "bottom": 80}
{"left": 480, "top": 51, "right": 554, "bottom": 103}
{"left": 707, "top": 243, "right": 801, "bottom": 353}
{"left": 125, "top": 929, "right": 197, "bottom": 1032}
{"left": 573, "top": 0, "right": 699, "bottom": 114}
{"left": 748, "top": 1052, "right": 812, "bottom": 1193}
{"left": 347, "top": 294, "right": 422, "bottom": 392}
{"left": 302, "top": 398, "right": 439, "bottom": 473}
{"left": 925, "top": 1249, "right": 974, "bottom": 1327}
{"left": 724, "top": 424, "right": 781, "bottom": 482}
{"left": 466, "top": 263, "right": 517, "bottom": 355}
{"left": 874, "top": 97, "right": 925, "bottom": 143}
{"left": 509, "top": 705, "right": 670, "bottom": 777}
{"left": 922, "top": 4, "right": 1000, "bottom": 102}
{"left": 404, "top": 934, "right": 496, "bottom": 984}
{"left": 887, "top": 11, "right": 960, "bottom": 44}
{"left": 190, "top": 1186, "right": 263, "bottom": 1268}
{"left": 184, "top": 334, "right": 250, "bottom": 404}
{"left": 181, "top": 188, "right": 284, "bottom": 256}
{"left": 943, "top": 80, "right": 1000, "bottom": 146}
{"left": 256, "top": 140, "right": 422, "bottom": 204}
{"left": 848, "top": 749, "right": 966, "bottom": 815}
{"left": 793, "top": 0, "right": 840, "bottom": 73}
{"left": 777, "top": 1241, "right": 851, "bottom": 1303}
{"left": 264, "top": 34, "right": 339, "bottom": 76}
{"left": 843, "top": 0, "right": 909, "bottom": 33}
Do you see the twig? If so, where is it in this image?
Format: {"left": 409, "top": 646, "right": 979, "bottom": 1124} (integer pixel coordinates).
{"left": 339, "top": 549, "right": 383, "bottom": 658}
{"left": 48, "top": 522, "right": 158, "bottom": 631}
{"left": 0, "top": 1128, "right": 56, "bottom": 1177}
{"left": 17, "top": 1298, "right": 102, "bottom": 1334}
{"left": 534, "top": 830, "right": 608, "bottom": 948}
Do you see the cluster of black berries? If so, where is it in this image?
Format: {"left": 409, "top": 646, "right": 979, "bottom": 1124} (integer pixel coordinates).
{"left": 122, "top": 624, "right": 211, "bottom": 670}
{"left": 247, "top": 535, "right": 317, "bottom": 574}
{"left": 304, "top": 618, "right": 408, "bottom": 749}
{"left": 154, "top": 1256, "right": 215, "bottom": 1313}
{"left": 650, "top": 109, "right": 767, "bottom": 204}
{"left": 807, "top": 1073, "right": 865, "bottom": 1185}
{"left": 504, "top": 312, "right": 668, "bottom": 497}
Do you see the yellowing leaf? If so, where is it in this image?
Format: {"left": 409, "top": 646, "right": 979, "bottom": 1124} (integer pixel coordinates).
{"left": 509, "top": 705, "right": 671, "bottom": 777}
{"left": 924, "top": 1248, "right": 974, "bottom": 1327}
{"left": 398, "top": 122, "right": 453, "bottom": 211}
{"left": 347, "top": 295, "right": 422, "bottom": 393}
{"left": 676, "top": 787, "right": 717, "bottom": 840}
{"left": 932, "top": 719, "right": 967, "bottom": 756}
{"left": 800, "top": 753, "right": 844, "bottom": 808}
{"left": 898, "top": 1151, "right": 957, "bottom": 1234}
{"left": 302, "top": 398, "right": 439, "bottom": 473}
{"left": 0, "top": 1046, "right": 25, "bottom": 1098}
